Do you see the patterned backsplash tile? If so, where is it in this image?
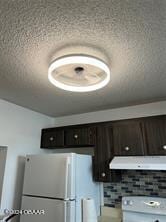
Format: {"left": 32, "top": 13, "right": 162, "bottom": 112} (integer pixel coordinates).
{"left": 104, "top": 170, "right": 166, "bottom": 208}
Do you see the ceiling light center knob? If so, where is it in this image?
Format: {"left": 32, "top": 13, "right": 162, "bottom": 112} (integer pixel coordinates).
{"left": 75, "top": 67, "right": 84, "bottom": 74}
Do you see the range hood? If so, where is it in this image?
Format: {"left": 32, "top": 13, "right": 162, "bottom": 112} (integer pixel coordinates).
{"left": 109, "top": 156, "right": 166, "bottom": 170}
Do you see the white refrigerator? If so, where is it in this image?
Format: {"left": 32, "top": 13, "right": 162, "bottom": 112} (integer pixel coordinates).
{"left": 20, "top": 153, "right": 100, "bottom": 222}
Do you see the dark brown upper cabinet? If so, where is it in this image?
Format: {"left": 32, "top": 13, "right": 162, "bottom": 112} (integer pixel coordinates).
{"left": 65, "top": 127, "right": 96, "bottom": 147}
{"left": 112, "top": 120, "right": 145, "bottom": 156}
{"left": 93, "top": 124, "right": 113, "bottom": 182}
{"left": 93, "top": 123, "right": 121, "bottom": 182}
{"left": 41, "top": 129, "right": 64, "bottom": 148}
{"left": 144, "top": 115, "right": 166, "bottom": 155}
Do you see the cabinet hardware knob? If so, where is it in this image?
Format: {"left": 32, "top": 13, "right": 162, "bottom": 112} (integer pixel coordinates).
{"left": 163, "top": 145, "right": 166, "bottom": 150}
{"left": 49, "top": 137, "right": 54, "bottom": 141}
{"left": 74, "top": 134, "right": 78, "bottom": 139}
{"left": 101, "top": 172, "right": 106, "bottom": 177}
{"left": 125, "top": 146, "right": 130, "bottom": 151}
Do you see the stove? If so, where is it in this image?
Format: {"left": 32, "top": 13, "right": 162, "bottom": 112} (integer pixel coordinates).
{"left": 122, "top": 196, "right": 166, "bottom": 222}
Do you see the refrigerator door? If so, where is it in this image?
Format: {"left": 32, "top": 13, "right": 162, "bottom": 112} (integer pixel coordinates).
{"left": 20, "top": 196, "right": 75, "bottom": 222}
{"left": 23, "top": 153, "right": 75, "bottom": 199}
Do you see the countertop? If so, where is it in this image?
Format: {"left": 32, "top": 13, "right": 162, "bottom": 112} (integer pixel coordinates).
{"left": 98, "top": 216, "right": 121, "bottom": 222}
{"left": 98, "top": 206, "right": 122, "bottom": 222}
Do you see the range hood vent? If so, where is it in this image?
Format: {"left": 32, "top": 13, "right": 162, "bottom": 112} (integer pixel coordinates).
{"left": 109, "top": 156, "right": 166, "bottom": 170}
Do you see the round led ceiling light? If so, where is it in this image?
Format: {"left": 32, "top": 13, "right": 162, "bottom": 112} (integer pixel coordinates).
{"left": 48, "top": 55, "right": 110, "bottom": 92}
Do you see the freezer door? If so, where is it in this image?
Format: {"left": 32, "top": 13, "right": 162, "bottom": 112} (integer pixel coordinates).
{"left": 20, "top": 196, "right": 75, "bottom": 222}
{"left": 23, "top": 154, "right": 75, "bottom": 199}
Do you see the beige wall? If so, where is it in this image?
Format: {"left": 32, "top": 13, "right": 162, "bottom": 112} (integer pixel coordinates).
{"left": 0, "top": 99, "right": 54, "bottom": 213}
{"left": 54, "top": 101, "right": 166, "bottom": 126}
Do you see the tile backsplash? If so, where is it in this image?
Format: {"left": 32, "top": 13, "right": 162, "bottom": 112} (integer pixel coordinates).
{"left": 104, "top": 170, "right": 166, "bottom": 208}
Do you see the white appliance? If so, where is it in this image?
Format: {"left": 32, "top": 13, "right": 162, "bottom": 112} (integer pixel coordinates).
{"left": 109, "top": 156, "right": 166, "bottom": 170}
{"left": 20, "top": 153, "right": 100, "bottom": 222}
{"left": 122, "top": 196, "right": 166, "bottom": 222}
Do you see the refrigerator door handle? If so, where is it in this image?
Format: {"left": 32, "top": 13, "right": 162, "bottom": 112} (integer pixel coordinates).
{"left": 64, "top": 202, "right": 67, "bottom": 222}
{"left": 64, "top": 201, "right": 74, "bottom": 222}
{"left": 65, "top": 157, "right": 71, "bottom": 199}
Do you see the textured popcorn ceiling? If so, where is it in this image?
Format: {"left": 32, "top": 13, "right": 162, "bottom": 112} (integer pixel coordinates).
{"left": 0, "top": 0, "right": 165, "bottom": 117}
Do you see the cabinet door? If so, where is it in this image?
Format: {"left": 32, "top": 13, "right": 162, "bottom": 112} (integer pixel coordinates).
{"left": 65, "top": 127, "right": 96, "bottom": 147}
{"left": 93, "top": 124, "right": 121, "bottom": 182}
{"left": 144, "top": 116, "right": 166, "bottom": 155}
{"left": 41, "top": 129, "right": 64, "bottom": 148}
{"left": 113, "top": 121, "right": 145, "bottom": 156}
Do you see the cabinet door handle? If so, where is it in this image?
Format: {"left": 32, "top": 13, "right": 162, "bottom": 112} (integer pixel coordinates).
{"left": 163, "top": 145, "right": 166, "bottom": 150}
{"left": 74, "top": 134, "right": 78, "bottom": 139}
{"left": 124, "top": 146, "right": 130, "bottom": 151}
{"left": 101, "top": 172, "right": 106, "bottom": 177}
{"left": 49, "top": 137, "right": 54, "bottom": 141}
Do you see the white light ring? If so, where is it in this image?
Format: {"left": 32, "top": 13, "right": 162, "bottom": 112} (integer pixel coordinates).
{"left": 48, "top": 55, "right": 110, "bottom": 92}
